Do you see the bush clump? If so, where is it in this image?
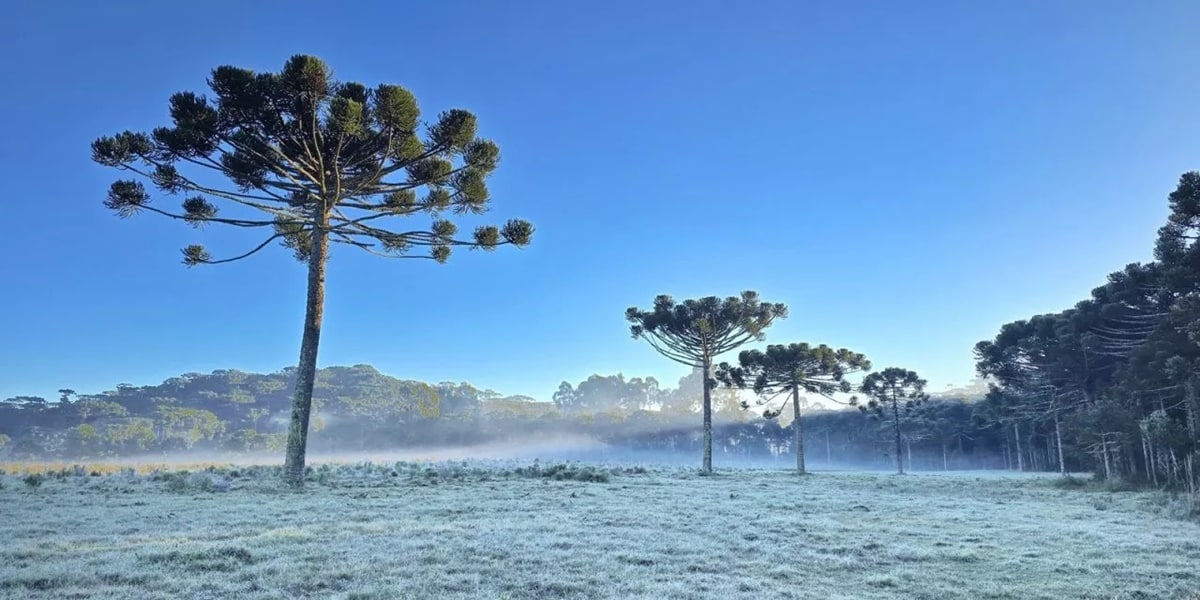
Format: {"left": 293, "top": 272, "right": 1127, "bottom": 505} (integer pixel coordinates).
{"left": 1051, "top": 475, "right": 1088, "bottom": 489}
{"left": 1099, "top": 477, "right": 1142, "bottom": 493}
{"left": 511, "top": 462, "right": 610, "bottom": 483}
{"left": 154, "top": 470, "right": 229, "bottom": 493}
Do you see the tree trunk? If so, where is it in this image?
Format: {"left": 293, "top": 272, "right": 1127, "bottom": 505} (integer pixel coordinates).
{"left": 1101, "top": 437, "right": 1112, "bottom": 480}
{"left": 942, "top": 442, "right": 948, "bottom": 471}
{"left": 892, "top": 392, "right": 904, "bottom": 475}
{"left": 1146, "top": 437, "right": 1158, "bottom": 487}
{"left": 701, "top": 359, "right": 713, "bottom": 474}
{"left": 1186, "top": 453, "right": 1195, "bottom": 502}
{"left": 1186, "top": 376, "right": 1199, "bottom": 441}
{"left": 825, "top": 429, "right": 831, "bottom": 466}
{"left": 282, "top": 212, "right": 330, "bottom": 487}
{"left": 1014, "top": 423, "right": 1024, "bottom": 472}
{"left": 1054, "top": 411, "right": 1066, "bottom": 476}
{"left": 790, "top": 379, "right": 806, "bottom": 474}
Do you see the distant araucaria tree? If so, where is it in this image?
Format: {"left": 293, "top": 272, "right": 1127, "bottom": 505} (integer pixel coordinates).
{"left": 860, "top": 368, "right": 928, "bottom": 474}
{"left": 91, "top": 54, "right": 534, "bottom": 486}
{"left": 626, "top": 292, "right": 787, "bottom": 473}
{"left": 717, "top": 343, "right": 870, "bottom": 473}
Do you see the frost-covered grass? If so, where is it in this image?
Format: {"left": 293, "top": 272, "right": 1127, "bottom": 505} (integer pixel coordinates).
{"left": 1, "top": 464, "right": 1198, "bottom": 599}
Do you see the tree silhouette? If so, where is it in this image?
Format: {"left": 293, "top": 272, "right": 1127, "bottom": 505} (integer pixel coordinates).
{"left": 91, "top": 55, "right": 533, "bottom": 486}
{"left": 861, "top": 367, "right": 928, "bottom": 474}
{"left": 626, "top": 291, "right": 787, "bottom": 472}
{"left": 717, "top": 343, "right": 870, "bottom": 473}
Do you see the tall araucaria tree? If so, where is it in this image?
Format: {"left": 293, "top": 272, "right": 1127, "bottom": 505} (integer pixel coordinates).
{"left": 626, "top": 292, "right": 787, "bottom": 473}
{"left": 860, "top": 368, "right": 928, "bottom": 474}
{"left": 716, "top": 343, "right": 870, "bottom": 474}
{"left": 91, "top": 55, "right": 534, "bottom": 487}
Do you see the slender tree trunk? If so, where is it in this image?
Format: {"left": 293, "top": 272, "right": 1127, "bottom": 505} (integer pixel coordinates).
{"left": 1146, "top": 437, "right": 1158, "bottom": 487}
{"left": 701, "top": 360, "right": 713, "bottom": 474}
{"left": 791, "top": 379, "right": 805, "bottom": 474}
{"left": 1186, "top": 376, "right": 1199, "bottom": 441}
{"left": 1188, "top": 383, "right": 1200, "bottom": 501}
{"left": 942, "top": 442, "right": 948, "bottom": 471}
{"left": 825, "top": 429, "right": 831, "bottom": 466}
{"left": 1054, "top": 411, "right": 1066, "bottom": 476}
{"left": 283, "top": 211, "right": 330, "bottom": 487}
{"left": 1101, "top": 437, "right": 1112, "bottom": 480}
{"left": 1014, "top": 423, "right": 1024, "bottom": 472}
{"left": 1186, "top": 453, "right": 1195, "bottom": 503}
{"left": 892, "top": 393, "right": 903, "bottom": 475}
{"left": 1139, "top": 429, "right": 1146, "bottom": 477}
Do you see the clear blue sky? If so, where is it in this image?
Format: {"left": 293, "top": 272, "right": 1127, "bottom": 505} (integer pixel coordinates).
{"left": 1, "top": 0, "right": 1197, "bottom": 401}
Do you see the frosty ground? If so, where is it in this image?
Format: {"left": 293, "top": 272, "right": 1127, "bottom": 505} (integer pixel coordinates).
{"left": 1, "top": 463, "right": 1198, "bottom": 599}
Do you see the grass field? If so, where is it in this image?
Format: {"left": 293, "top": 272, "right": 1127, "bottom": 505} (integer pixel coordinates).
{"left": 1, "top": 463, "right": 1198, "bottom": 599}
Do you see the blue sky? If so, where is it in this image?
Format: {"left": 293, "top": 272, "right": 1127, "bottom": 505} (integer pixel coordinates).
{"left": 1, "top": 0, "right": 1198, "bottom": 401}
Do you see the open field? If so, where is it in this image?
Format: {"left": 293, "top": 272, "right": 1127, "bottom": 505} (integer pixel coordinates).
{"left": 1, "top": 463, "right": 1198, "bottom": 599}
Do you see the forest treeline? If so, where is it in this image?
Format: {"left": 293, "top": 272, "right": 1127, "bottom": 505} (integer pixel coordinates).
{"left": 974, "top": 171, "right": 1200, "bottom": 494}
{"left": 5, "top": 364, "right": 1007, "bottom": 471}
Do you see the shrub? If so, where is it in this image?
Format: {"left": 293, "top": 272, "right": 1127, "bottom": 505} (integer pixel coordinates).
{"left": 1100, "top": 477, "right": 1140, "bottom": 493}
{"left": 162, "top": 472, "right": 189, "bottom": 493}
{"left": 156, "top": 471, "right": 229, "bottom": 493}
{"left": 508, "top": 462, "right": 610, "bottom": 483}
{"left": 1147, "top": 493, "right": 1200, "bottom": 522}
{"left": 23, "top": 473, "right": 45, "bottom": 490}
{"left": 1051, "top": 475, "right": 1088, "bottom": 489}
{"left": 188, "top": 473, "right": 216, "bottom": 493}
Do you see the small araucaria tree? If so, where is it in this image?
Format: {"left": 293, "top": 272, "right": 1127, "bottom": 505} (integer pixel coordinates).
{"left": 716, "top": 343, "right": 870, "bottom": 474}
{"left": 91, "top": 55, "right": 534, "bottom": 487}
{"left": 626, "top": 292, "right": 787, "bottom": 473}
{"left": 860, "top": 368, "right": 928, "bottom": 474}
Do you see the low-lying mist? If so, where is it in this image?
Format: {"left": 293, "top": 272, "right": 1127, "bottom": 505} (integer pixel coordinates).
{"left": 12, "top": 433, "right": 1006, "bottom": 475}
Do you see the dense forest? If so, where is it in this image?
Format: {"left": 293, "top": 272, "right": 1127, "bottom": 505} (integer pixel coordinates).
{"left": 974, "top": 171, "right": 1200, "bottom": 494}
{"left": 3, "top": 364, "right": 1004, "bottom": 471}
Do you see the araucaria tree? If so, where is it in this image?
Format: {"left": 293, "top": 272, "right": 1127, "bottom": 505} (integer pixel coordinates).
{"left": 91, "top": 55, "right": 534, "bottom": 487}
{"left": 861, "top": 368, "right": 928, "bottom": 474}
{"left": 717, "top": 344, "right": 870, "bottom": 474}
{"left": 626, "top": 292, "right": 787, "bottom": 473}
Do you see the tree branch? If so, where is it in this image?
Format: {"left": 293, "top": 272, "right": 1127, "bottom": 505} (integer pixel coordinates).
{"left": 193, "top": 233, "right": 284, "bottom": 265}
{"left": 133, "top": 202, "right": 298, "bottom": 229}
